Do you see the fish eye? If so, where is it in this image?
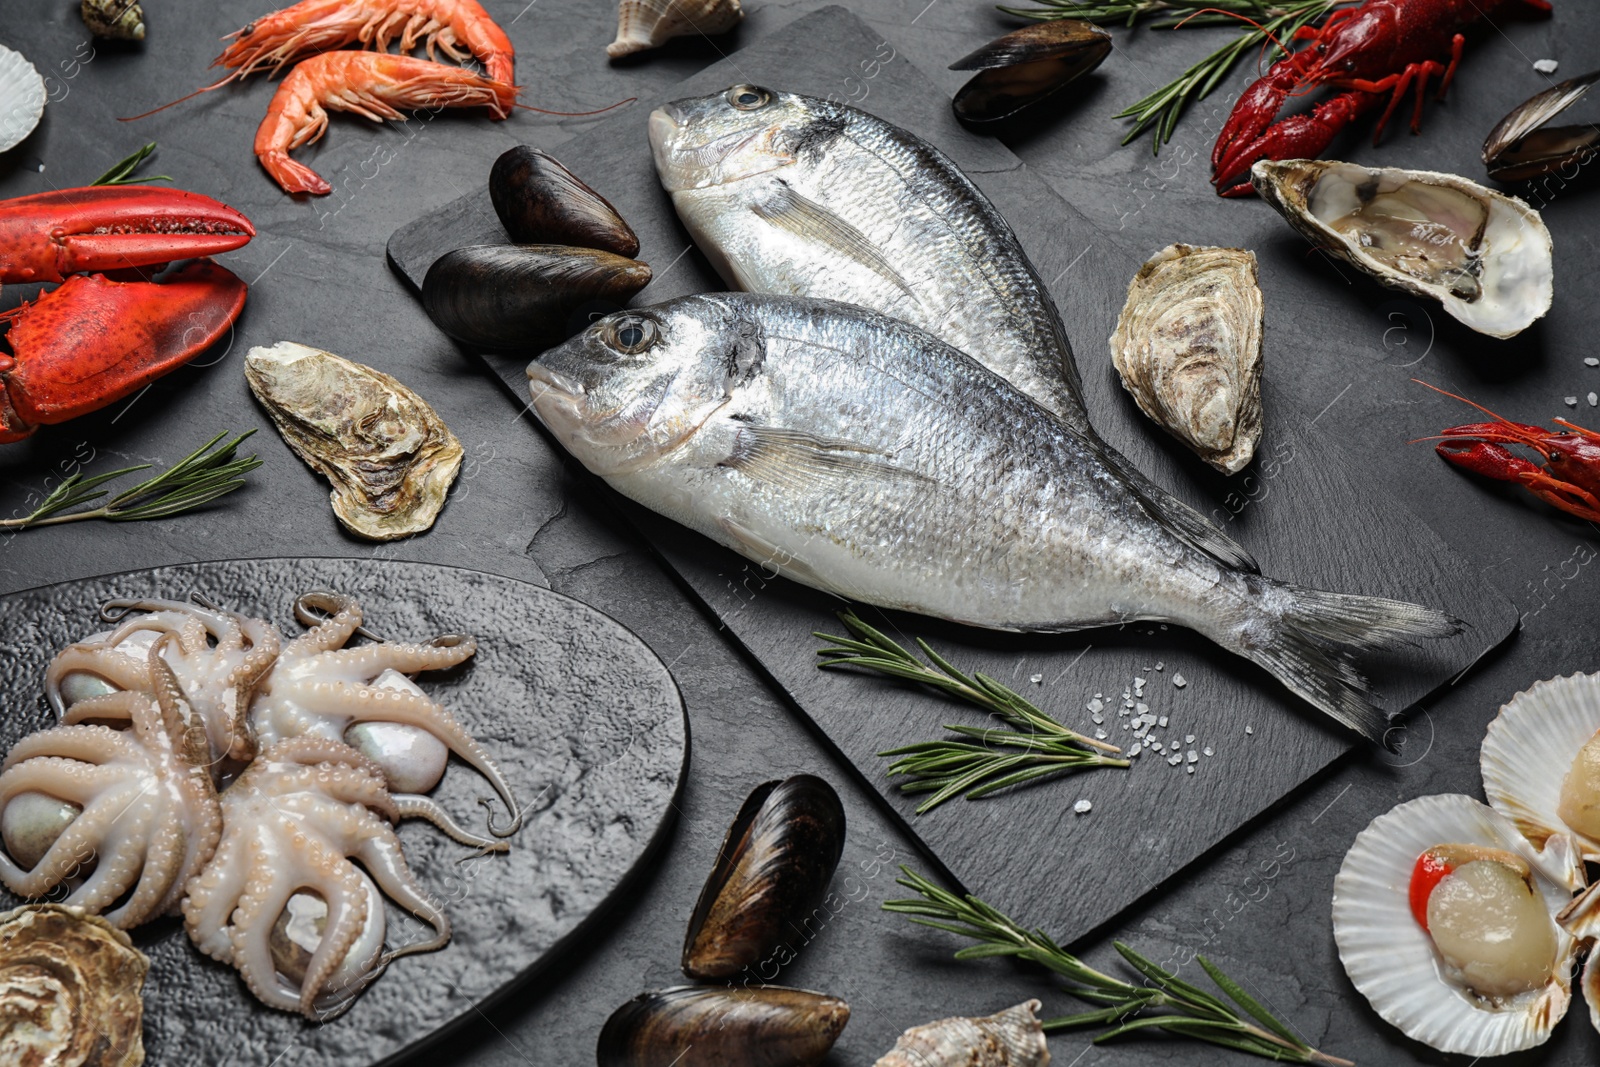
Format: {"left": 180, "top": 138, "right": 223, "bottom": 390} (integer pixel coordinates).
{"left": 726, "top": 85, "right": 771, "bottom": 111}
{"left": 605, "top": 315, "right": 658, "bottom": 355}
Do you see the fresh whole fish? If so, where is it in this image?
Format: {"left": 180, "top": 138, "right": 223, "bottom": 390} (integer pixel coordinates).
{"left": 528, "top": 294, "right": 1459, "bottom": 743}
{"left": 648, "top": 85, "right": 1258, "bottom": 576}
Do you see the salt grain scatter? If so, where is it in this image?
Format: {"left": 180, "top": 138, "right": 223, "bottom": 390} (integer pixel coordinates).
{"left": 1073, "top": 799, "right": 1093, "bottom": 815}
{"left": 1172, "top": 674, "right": 1187, "bottom": 688}
{"left": 1168, "top": 755, "right": 1182, "bottom": 766}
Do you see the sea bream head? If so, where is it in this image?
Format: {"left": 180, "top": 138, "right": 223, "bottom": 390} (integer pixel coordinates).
{"left": 526, "top": 296, "right": 765, "bottom": 477}
{"left": 648, "top": 85, "right": 842, "bottom": 192}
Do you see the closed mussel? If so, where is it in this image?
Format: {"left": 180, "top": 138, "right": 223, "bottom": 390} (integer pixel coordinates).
{"left": 490, "top": 146, "right": 640, "bottom": 256}
{"left": 597, "top": 986, "right": 849, "bottom": 1067}
{"left": 1483, "top": 70, "right": 1600, "bottom": 182}
{"left": 682, "top": 774, "right": 845, "bottom": 980}
{"left": 422, "top": 244, "right": 651, "bottom": 350}
{"left": 949, "top": 20, "right": 1111, "bottom": 123}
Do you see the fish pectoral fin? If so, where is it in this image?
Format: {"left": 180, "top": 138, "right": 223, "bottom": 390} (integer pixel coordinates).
{"left": 718, "top": 423, "right": 935, "bottom": 494}
{"left": 717, "top": 517, "right": 844, "bottom": 598}
{"left": 750, "top": 184, "right": 919, "bottom": 303}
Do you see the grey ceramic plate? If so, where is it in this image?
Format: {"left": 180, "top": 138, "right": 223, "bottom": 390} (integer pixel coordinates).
{"left": 0, "top": 557, "right": 687, "bottom": 1067}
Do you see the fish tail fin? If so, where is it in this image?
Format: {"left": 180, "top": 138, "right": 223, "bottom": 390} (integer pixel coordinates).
{"left": 1228, "top": 580, "right": 1463, "bottom": 746}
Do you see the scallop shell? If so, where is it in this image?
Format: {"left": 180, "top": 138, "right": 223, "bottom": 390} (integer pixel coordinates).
{"left": 1482, "top": 672, "right": 1600, "bottom": 861}
{"left": 1109, "top": 244, "right": 1263, "bottom": 474}
{"left": 1332, "top": 793, "right": 1581, "bottom": 1057}
{"left": 0, "top": 904, "right": 148, "bottom": 1067}
{"left": 1252, "top": 159, "right": 1553, "bottom": 339}
{"left": 873, "top": 1000, "right": 1049, "bottom": 1067}
{"left": 244, "top": 342, "right": 463, "bottom": 541}
{"left": 0, "top": 45, "right": 45, "bottom": 155}
{"left": 607, "top": 0, "right": 744, "bottom": 59}
{"left": 81, "top": 0, "right": 147, "bottom": 40}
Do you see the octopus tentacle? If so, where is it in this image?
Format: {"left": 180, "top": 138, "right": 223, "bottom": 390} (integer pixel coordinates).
{"left": 230, "top": 840, "right": 310, "bottom": 1014}
{"left": 0, "top": 786, "right": 116, "bottom": 894}
{"left": 393, "top": 796, "right": 508, "bottom": 852}
{"left": 60, "top": 798, "right": 155, "bottom": 914}
{"left": 305, "top": 636, "right": 477, "bottom": 678}
{"left": 0, "top": 755, "right": 123, "bottom": 804}
{"left": 295, "top": 842, "right": 369, "bottom": 1016}
{"left": 183, "top": 830, "right": 250, "bottom": 960}
{"left": 107, "top": 810, "right": 184, "bottom": 927}
{"left": 291, "top": 591, "right": 366, "bottom": 653}
{"left": 3, "top": 725, "right": 133, "bottom": 769}
{"left": 336, "top": 808, "right": 450, "bottom": 958}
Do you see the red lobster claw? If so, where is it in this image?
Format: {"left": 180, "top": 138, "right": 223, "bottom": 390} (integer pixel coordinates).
{"left": 0, "top": 260, "right": 247, "bottom": 442}
{"left": 0, "top": 186, "right": 255, "bottom": 284}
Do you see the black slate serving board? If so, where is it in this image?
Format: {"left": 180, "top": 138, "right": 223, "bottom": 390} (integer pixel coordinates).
{"left": 387, "top": 7, "right": 1517, "bottom": 945}
{"left": 0, "top": 558, "right": 686, "bottom": 1067}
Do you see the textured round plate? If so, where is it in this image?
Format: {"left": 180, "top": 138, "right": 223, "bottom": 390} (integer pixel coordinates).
{"left": 0, "top": 557, "right": 687, "bottom": 1067}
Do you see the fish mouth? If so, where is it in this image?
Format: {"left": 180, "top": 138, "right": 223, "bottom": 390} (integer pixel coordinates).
{"left": 648, "top": 104, "right": 783, "bottom": 191}
{"left": 526, "top": 362, "right": 587, "bottom": 430}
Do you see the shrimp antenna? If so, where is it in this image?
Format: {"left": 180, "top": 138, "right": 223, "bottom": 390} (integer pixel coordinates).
{"left": 513, "top": 96, "right": 637, "bottom": 118}
{"left": 119, "top": 72, "right": 244, "bottom": 122}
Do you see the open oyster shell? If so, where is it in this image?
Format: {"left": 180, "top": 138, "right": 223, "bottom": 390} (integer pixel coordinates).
{"left": 245, "top": 341, "right": 463, "bottom": 541}
{"left": 1332, "top": 793, "right": 1581, "bottom": 1056}
{"left": 0, "top": 904, "right": 148, "bottom": 1067}
{"left": 874, "top": 1000, "right": 1049, "bottom": 1067}
{"left": 1482, "top": 672, "right": 1600, "bottom": 862}
{"left": 1109, "top": 244, "right": 1263, "bottom": 474}
{"left": 1252, "top": 159, "right": 1553, "bottom": 339}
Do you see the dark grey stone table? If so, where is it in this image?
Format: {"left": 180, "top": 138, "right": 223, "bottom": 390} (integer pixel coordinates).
{"left": 1, "top": 1, "right": 1597, "bottom": 1064}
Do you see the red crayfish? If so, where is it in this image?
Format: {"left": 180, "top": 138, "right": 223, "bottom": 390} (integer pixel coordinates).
{"left": 1211, "top": 0, "right": 1554, "bottom": 196}
{"left": 1422, "top": 382, "right": 1600, "bottom": 523}
{"left": 0, "top": 185, "right": 254, "bottom": 442}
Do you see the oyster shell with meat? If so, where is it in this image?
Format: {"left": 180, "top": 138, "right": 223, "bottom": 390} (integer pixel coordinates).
{"left": 245, "top": 341, "right": 463, "bottom": 541}
{"left": 0, "top": 904, "right": 149, "bottom": 1067}
{"left": 1110, "top": 244, "right": 1264, "bottom": 475}
{"left": 1252, "top": 159, "right": 1553, "bottom": 339}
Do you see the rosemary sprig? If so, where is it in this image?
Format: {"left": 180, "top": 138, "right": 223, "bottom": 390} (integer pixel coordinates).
{"left": 91, "top": 142, "right": 172, "bottom": 186}
{"left": 999, "top": 0, "right": 1350, "bottom": 150}
{"left": 3, "top": 431, "right": 261, "bottom": 530}
{"left": 815, "top": 612, "right": 1127, "bottom": 813}
{"left": 885, "top": 867, "right": 1354, "bottom": 1065}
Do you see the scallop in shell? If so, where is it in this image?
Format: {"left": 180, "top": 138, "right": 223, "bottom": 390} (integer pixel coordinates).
{"left": 1482, "top": 672, "right": 1600, "bottom": 862}
{"left": 1332, "top": 793, "right": 1581, "bottom": 1056}
{"left": 0, "top": 45, "right": 45, "bottom": 155}
{"left": 874, "top": 1000, "right": 1049, "bottom": 1067}
{"left": 244, "top": 342, "right": 463, "bottom": 541}
{"left": 607, "top": 0, "right": 744, "bottom": 59}
{"left": 0, "top": 904, "right": 148, "bottom": 1067}
{"left": 1252, "top": 159, "right": 1553, "bottom": 339}
{"left": 1109, "top": 244, "right": 1263, "bottom": 474}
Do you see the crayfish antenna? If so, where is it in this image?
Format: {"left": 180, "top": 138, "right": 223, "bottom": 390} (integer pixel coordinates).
{"left": 119, "top": 73, "right": 244, "bottom": 122}
{"left": 1412, "top": 378, "right": 1522, "bottom": 427}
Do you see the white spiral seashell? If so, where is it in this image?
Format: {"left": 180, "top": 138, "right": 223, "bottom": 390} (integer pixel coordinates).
{"left": 1482, "top": 671, "right": 1600, "bottom": 863}
{"left": 873, "top": 999, "right": 1049, "bottom": 1067}
{"left": 608, "top": 0, "right": 744, "bottom": 59}
{"left": 1332, "top": 793, "right": 1581, "bottom": 1057}
{"left": 0, "top": 45, "right": 45, "bottom": 155}
{"left": 1109, "top": 244, "right": 1263, "bottom": 475}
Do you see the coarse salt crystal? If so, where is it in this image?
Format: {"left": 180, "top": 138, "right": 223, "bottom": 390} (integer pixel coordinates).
{"left": 1566, "top": 396, "right": 1579, "bottom": 407}
{"left": 1187, "top": 765, "right": 1195, "bottom": 774}
{"left": 1245, "top": 725, "right": 1254, "bottom": 735}
{"left": 1135, "top": 677, "right": 1146, "bottom": 687}
{"left": 1168, "top": 755, "right": 1182, "bottom": 766}
{"left": 1155, "top": 662, "right": 1164, "bottom": 670}
{"left": 1589, "top": 392, "right": 1598, "bottom": 408}
{"left": 1089, "top": 698, "right": 1104, "bottom": 712}
{"left": 1135, "top": 702, "right": 1149, "bottom": 714}
{"left": 1172, "top": 674, "right": 1187, "bottom": 688}
{"left": 1158, "top": 716, "right": 1169, "bottom": 727}
{"left": 1128, "top": 744, "right": 1141, "bottom": 757}
{"left": 1185, "top": 734, "right": 1196, "bottom": 744}
{"left": 1073, "top": 798, "right": 1093, "bottom": 814}
{"left": 1187, "top": 751, "right": 1199, "bottom": 763}
{"left": 1095, "top": 729, "right": 1108, "bottom": 739}
{"left": 1586, "top": 357, "right": 1599, "bottom": 367}
{"left": 1030, "top": 673, "right": 1043, "bottom": 684}
{"left": 1534, "top": 58, "right": 1559, "bottom": 73}
{"left": 1203, "top": 746, "right": 1214, "bottom": 757}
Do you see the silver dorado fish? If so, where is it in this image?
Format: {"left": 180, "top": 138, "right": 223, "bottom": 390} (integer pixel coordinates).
{"left": 648, "top": 84, "right": 1257, "bottom": 574}
{"left": 528, "top": 294, "right": 1458, "bottom": 743}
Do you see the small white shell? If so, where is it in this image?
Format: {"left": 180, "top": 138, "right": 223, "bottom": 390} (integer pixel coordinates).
{"left": 1252, "top": 159, "right": 1554, "bottom": 339}
{"left": 1332, "top": 793, "right": 1581, "bottom": 1057}
{"left": 1483, "top": 672, "right": 1600, "bottom": 862}
{"left": 0, "top": 45, "right": 46, "bottom": 155}
{"left": 1109, "top": 244, "right": 1264, "bottom": 474}
{"left": 608, "top": 0, "right": 744, "bottom": 59}
{"left": 874, "top": 1000, "right": 1049, "bottom": 1067}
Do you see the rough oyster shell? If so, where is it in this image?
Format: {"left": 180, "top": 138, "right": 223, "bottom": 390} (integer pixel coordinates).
{"left": 1110, "top": 244, "right": 1263, "bottom": 474}
{"left": 608, "top": 0, "right": 743, "bottom": 59}
{"left": 0, "top": 46, "right": 45, "bottom": 155}
{"left": 1252, "top": 159, "right": 1554, "bottom": 339}
{"left": 1332, "top": 793, "right": 1581, "bottom": 1056}
{"left": 245, "top": 342, "right": 463, "bottom": 541}
{"left": 874, "top": 1000, "right": 1049, "bottom": 1067}
{"left": 0, "top": 904, "right": 148, "bottom": 1067}
{"left": 1482, "top": 672, "right": 1600, "bottom": 862}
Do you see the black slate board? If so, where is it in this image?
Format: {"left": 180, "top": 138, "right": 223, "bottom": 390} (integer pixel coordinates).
{"left": 387, "top": 7, "right": 1517, "bottom": 945}
{"left": 0, "top": 558, "right": 686, "bottom": 1067}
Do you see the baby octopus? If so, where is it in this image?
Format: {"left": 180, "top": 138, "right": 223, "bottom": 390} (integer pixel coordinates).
{"left": 251, "top": 592, "right": 523, "bottom": 834}
{"left": 46, "top": 595, "right": 281, "bottom": 767}
{"left": 0, "top": 637, "right": 222, "bottom": 928}
{"left": 183, "top": 736, "right": 499, "bottom": 1018}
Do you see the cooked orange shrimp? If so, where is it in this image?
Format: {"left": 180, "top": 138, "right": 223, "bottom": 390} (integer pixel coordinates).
{"left": 217, "top": 0, "right": 515, "bottom": 85}
{"left": 254, "top": 52, "right": 515, "bottom": 195}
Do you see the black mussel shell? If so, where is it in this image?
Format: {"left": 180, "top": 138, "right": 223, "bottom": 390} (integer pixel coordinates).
{"left": 597, "top": 986, "right": 849, "bottom": 1067}
{"left": 1484, "top": 69, "right": 1600, "bottom": 182}
{"left": 949, "top": 20, "right": 1111, "bottom": 123}
{"left": 490, "top": 146, "right": 641, "bottom": 257}
{"left": 681, "top": 775, "right": 845, "bottom": 981}
{"left": 421, "top": 244, "right": 651, "bottom": 350}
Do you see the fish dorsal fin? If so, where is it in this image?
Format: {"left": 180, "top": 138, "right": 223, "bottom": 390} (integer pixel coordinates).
{"left": 718, "top": 421, "right": 935, "bottom": 494}
{"left": 1087, "top": 440, "right": 1259, "bottom": 573}
{"left": 751, "top": 182, "right": 918, "bottom": 301}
